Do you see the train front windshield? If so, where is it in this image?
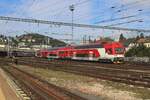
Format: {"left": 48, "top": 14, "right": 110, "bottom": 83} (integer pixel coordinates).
{"left": 115, "top": 48, "right": 124, "bottom": 54}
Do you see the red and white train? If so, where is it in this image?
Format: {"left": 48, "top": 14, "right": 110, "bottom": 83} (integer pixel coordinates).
{"left": 36, "top": 42, "right": 125, "bottom": 63}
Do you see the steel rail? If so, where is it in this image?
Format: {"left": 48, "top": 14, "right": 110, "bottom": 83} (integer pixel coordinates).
{"left": 1, "top": 65, "right": 86, "bottom": 100}
{"left": 15, "top": 58, "right": 150, "bottom": 88}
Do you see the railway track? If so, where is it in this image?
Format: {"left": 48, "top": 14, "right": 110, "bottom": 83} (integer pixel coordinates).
{"left": 17, "top": 57, "right": 150, "bottom": 75}
{"left": 1, "top": 57, "right": 150, "bottom": 88}
{"left": 24, "top": 57, "right": 150, "bottom": 71}
{"left": 8, "top": 57, "right": 150, "bottom": 88}
{"left": 1, "top": 64, "right": 86, "bottom": 100}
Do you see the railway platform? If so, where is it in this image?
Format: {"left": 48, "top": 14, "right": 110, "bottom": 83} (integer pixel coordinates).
{"left": 0, "top": 68, "right": 19, "bottom": 100}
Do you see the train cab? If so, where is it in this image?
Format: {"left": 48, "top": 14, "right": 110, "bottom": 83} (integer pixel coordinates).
{"left": 104, "top": 42, "right": 125, "bottom": 63}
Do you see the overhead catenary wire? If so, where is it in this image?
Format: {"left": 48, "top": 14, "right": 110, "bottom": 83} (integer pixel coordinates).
{"left": 99, "top": 10, "right": 150, "bottom": 27}
{"left": 113, "top": 0, "right": 148, "bottom": 14}
{"left": 1, "top": 0, "right": 150, "bottom": 34}
{"left": 106, "top": 19, "right": 143, "bottom": 27}
{"left": 94, "top": 9, "right": 144, "bottom": 25}
{"left": 26, "top": 0, "right": 69, "bottom": 18}
{"left": 75, "top": 0, "right": 148, "bottom": 23}
{"left": 75, "top": 9, "right": 142, "bottom": 25}
{"left": 106, "top": 0, "right": 147, "bottom": 15}
{"left": 94, "top": 15, "right": 136, "bottom": 24}
{"left": 28, "top": 0, "right": 37, "bottom": 10}
{"left": 16, "top": 0, "right": 148, "bottom": 26}
{"left": 31, "top": 0, "right": 90, "bottom": 18}
{"left": 96, "top": 0, "right": 149, "bottom": 21}
{"left": 88, "top": 9, "right": 150, "bottom": 27}
{"left": 74, "top": 0, "right": 91, "bottom": 6}
{"left": 51, "top": 0, "right": 91, "bottom": 18}
{"left": 16, "top": 0, "right": 37, "bottom": 17}
{"left": 74, "top": 0, "right": 143, "bottom": 21}
{"left": 0, "top": 16, "right": 149, "bottom": 32}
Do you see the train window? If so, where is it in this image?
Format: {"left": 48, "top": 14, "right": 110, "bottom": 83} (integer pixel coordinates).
{"left": 115, "top": 48, "right": 124, "bottom": 54}
{"left": 76, "top": 54, "right": 89, "bottom": 57}
{"left": 106, "top": 49, "right": 112, "bottom": 54}
{"left": 59, "top": 51, "right": 65, "bottom": 54}
{"left": 75, "top": 44, "right": 103, "bottom": 49}
{"left": 49, "top": 54, "right": 57, "bottom": 56}
{"left": 93, "top": 54, "right": 96, "bottom": 57}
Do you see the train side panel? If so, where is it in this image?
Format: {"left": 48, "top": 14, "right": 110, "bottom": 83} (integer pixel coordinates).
{"left": 37, "top": 42, "right": 125, "bottom": 63}
{"left": 72, "top": 49, "right": 100, "bottom": 61}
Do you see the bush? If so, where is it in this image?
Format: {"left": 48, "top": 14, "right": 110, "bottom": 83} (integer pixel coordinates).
{"left": 125, "top": 44, "right": 150, "bottom": 57}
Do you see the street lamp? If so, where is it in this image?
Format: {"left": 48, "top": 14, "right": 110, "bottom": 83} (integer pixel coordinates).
{"left": 69, "top": 4, "right": 75, "bottom": 43}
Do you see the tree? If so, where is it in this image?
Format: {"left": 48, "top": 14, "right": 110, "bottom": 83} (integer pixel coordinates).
{"left": 103, "top": 37, "right": 114, "bottom": 41}
{"left": 119, "top": 33, "right": 126, "bottom": 42}
{"left": 136, "top": 35, "right": 140, "bottom": 40}
{"left": 125, "top": 45, "right": 150, "bottom": 57}
{"left": 140, "top": 33, "right": 144, "bottom": 38}
{"left": 11, "top": 37, "right": 18, "bottom": 47}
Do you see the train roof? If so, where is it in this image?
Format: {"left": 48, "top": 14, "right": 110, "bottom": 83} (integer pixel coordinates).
{"left": 104, "top": 42, "right": 124, "bottom": 47}
{"left": 47, "top": 47, "right": 60, "bottom": 51}
{"left": 39, "top": 42, "right": 124, "bottom": 51}
{"left": 74, "top": 42, "right": 124, "bottom": 49}
{"left": 74, "top": 43, "right": 103, "bottom": 49}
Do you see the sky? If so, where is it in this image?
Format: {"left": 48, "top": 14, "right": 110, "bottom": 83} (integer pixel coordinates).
{"left": 0, "top": 0, "right": 150, "bottom": 43}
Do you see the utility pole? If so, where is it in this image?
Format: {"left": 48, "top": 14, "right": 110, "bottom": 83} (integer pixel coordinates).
{"left": 84, "top": 35, "right": 87, "bottom": 44}
{"left": 7, "top": 37, "right": 10, "bottom": 57}
{"left": 89, "top": 35, "right": 91, "bottom": 43}
{"left": 47, "top": 37, "right": 49, "bottom": 48}
{"left": 69, "top": 5, "right": 75, "bottom": 44}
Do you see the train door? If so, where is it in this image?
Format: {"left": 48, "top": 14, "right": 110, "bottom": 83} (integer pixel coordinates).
{"left": 72, "top": 51, "right": 76, "bottom": 59}
{"left": 89, "top": 51, "right": 93, "bottom": 60}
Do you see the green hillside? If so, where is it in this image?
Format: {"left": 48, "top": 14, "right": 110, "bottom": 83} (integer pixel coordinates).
{"left": 0, "top": 33, "right": 67, "bottom": 47}
{"left": 17, "top": 33, "right": 67, "bottom": 47}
